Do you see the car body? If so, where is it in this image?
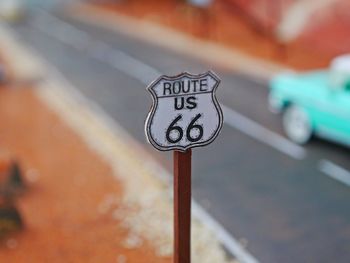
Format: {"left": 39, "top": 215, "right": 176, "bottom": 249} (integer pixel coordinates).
{"left": 269, "top": 55, "right": 350, "bottom": 146}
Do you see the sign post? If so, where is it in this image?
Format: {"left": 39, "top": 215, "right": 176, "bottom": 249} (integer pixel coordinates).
{"left": 145, "top": 71, "right": 223, "bottom": 263}
{"left": 174, "top": 149, "right": 192, "bottom": 263}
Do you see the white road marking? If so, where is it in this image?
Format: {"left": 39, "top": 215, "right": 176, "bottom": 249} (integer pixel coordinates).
{"left": 27, "top": 12, "right": 261, "bottom": 263}
{"left": 222, "top": 105, "right": 307, "bottom": 160}
{"left": 108, "top": 50, "right": 161, "bottom": 85}
{"left": 192, "top": 201, "right": 259, "bottom": 263}
{"left": 43, "top": 58, "right": 260, "bottom": 263}
{"left": 30, "top": 11, "right": 307, "bottom": 161}
{"left": 319, "top": 160, "right": 350, "bottom": 187}
{"left": 31, "top": 12, "right": 160, "bottom": 85}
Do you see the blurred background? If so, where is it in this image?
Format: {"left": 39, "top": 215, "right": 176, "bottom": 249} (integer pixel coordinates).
{"left": 0, "top": 1, "right": 349, "bottom": 263}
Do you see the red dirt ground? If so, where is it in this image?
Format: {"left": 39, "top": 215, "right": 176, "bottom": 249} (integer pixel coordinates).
{"left": 297, "top": 0, "right": 350, "bottom": 56}
{"left": 0, "top": 87, "right": 171, "bottom": 263}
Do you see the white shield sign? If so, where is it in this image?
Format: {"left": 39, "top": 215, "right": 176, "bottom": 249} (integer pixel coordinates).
{"left": 145, "top": 71, "right": 223, "bottom": 151}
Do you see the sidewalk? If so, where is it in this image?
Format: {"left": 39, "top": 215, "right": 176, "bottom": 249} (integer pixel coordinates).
{"left": 0, "top": 24, "right": 237, "bottom": 263}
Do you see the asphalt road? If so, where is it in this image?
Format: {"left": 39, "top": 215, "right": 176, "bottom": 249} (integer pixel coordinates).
{"left": 10, "top": 9, "right": 350, "bottom": 263}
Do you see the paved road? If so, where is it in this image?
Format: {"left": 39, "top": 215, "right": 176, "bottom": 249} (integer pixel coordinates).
{"left": 11, "top": 9, "right": 350, "bottom": 263}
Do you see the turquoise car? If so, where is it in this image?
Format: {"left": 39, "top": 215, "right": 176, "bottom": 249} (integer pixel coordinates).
{"left": 269, "top": 55, "right": 350, "bottom": 146}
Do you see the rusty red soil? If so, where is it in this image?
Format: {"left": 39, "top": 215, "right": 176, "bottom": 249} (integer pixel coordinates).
{"left": 297, "top": 0, "right": 350, "bottom": 56}
{"left": 0, "top": 87, "right": 171, "bottom": 263}
{"left": 88, "top": 0, "right": 336, "bottom": 70}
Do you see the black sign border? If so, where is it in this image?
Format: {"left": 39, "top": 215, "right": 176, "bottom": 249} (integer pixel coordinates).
{"left": 145, "top": 71, "right": 224, "bottom": 152}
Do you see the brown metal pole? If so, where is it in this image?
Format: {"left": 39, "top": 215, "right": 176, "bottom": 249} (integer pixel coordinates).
{"left": 174, "top": 149, "right": 192, "bottom": 263}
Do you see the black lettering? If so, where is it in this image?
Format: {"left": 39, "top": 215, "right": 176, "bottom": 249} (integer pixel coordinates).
{"left": 186, "top": 96, "right": 197, "bottom": 109}
{"left": 173, "top": 82, "right": 181, "bottom": 94}
{"left": 163, "top": 82, "right": 172, "bottom": 95}
{"left": 200, "top": 78, "right": 208, "bottom": 91}
{"left": 183, "top": 80, "right": 190, "bottom": 93}
{"left": 192, "top": 80, "right": 199, "bottom": 92}
{"left": 174, "top": 97, "right": 185, "bottom": 110}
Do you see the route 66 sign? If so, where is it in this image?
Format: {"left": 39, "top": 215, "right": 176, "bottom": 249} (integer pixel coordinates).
{"left": 145, "top": 71, "right": 223, "bottom": 151}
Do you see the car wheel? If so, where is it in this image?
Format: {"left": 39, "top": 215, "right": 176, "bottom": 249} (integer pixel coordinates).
{"left": 283, "top": 105, "right": 312, "bottom": 144}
